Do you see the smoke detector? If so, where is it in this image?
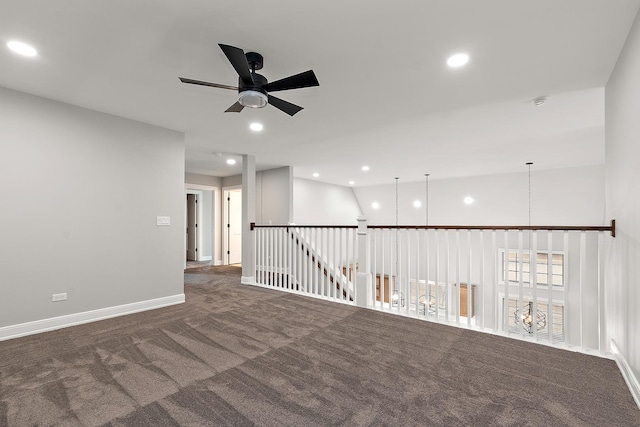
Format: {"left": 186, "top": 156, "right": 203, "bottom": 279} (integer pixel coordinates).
{"left": 533, "top": 96, "right": 548, "bottom": 106}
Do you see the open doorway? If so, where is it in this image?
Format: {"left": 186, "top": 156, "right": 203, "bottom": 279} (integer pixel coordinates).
{"left": 223, "top": 188, "right": 242, "bottom": 265}
{"left": 185, "top": 185, "right": 219, "bottom": 269}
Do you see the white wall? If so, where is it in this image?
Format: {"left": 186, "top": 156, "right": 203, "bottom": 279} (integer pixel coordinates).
{"left": 355, "top": 165, "right": 605, "bottom": 226}
{"left": 0, "top": 86, "right": 185, "bottom": 332}
{"left": 605, "top": 8, "right": 640, "bottom": 384}
{"left": 293, "top": 178, "right": 363, "bottom": 225}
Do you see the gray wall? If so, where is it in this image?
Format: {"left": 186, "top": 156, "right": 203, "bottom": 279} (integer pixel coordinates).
{"left": 605, "top": 8, "right": 640, "bottom": 381}
{"left": 257, "top": 167, "right": 292, "bottom": 224}
{"left": 185, "top": 172, "right": 222, "bottom": 188}
{"left": 223, "top": 167, "right": 293, "bottom": 225}
{"left": 0, "top": 86, "right": 185, "bottom": 328}
{"left": 222, "top": 174, "right": 242, "bottom": 187}
{"left": 293, "top": 178, "right": 363, "bottom": 225}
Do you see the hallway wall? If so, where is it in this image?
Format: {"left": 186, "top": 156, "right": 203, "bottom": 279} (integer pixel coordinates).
{"left": 0, "top": 86, "right": 185, "bottom": 336}
{"left": 605, "top": 7, "right": 640, "bottom": 389}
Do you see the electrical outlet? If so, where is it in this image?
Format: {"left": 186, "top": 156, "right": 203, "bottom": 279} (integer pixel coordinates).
{"left": 156, "top": 216, "right": 171, "bottom": 226}
{"left": 52, "top": 293, "right": 67, "bottom": 302}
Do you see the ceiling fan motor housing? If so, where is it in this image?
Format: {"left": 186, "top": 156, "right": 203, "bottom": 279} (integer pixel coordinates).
{"left": 238, "top": 73, "right": 268, "bottom": 108}
{"left": 239, "top": 73, "right": 267, "bottom": 93}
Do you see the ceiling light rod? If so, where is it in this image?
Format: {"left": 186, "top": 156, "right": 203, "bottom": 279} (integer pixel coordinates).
{"left": 425, "top": 174, "right": 430, "bottom": 226}
{"left": 395, "top": 177, "right": 399, "bottom": 228}
{"left": 392, "top": 177, "right": 404, "bottom": 308}
{"left": 526, "top": 162, "right": 533, "bottom": 227}
{"left": 514, "top": 161, "right": 546, "bottom": 334}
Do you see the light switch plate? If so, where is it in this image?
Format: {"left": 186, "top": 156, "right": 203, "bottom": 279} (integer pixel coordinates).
{"left": 52, "top": 293, "right": 67, "bottom": 302}
{"left": 156, "top": 216, "right": 171, "bottom": 226}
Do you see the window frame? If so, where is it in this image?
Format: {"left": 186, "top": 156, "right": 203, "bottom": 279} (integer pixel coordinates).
{"left": 498, "top": 249, "right": 566, "bottom": 288}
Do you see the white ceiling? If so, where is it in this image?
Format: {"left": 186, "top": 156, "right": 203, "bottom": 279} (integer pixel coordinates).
{"left": 2, "top": 1, "right": 639, "bottom": 186}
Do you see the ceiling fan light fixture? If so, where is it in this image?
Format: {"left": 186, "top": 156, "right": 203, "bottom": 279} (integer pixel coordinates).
{"left": 238, "top": 90, "right": 268, "bottom": 108}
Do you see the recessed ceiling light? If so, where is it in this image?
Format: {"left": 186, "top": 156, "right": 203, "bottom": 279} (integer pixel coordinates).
{"left": 464, "top": 196, "right": 474, "bottom": 205}
{"left": 371, "top": 202, "right": 380, "bottom": 209}
{"left": 226, "top": 159, "right": 236, "bottom": 165}
{"left": 249, "top": 122, "right": 263, "bottom": 132}
{"left": 413, "top": 200, "right": 422, "bottom": 208}
{"left": 7, "top": 40, "right": 37, "bottom": 57}
{"left": 447, "top": 53, "right": 469, "bottom": 68}
{"left": 312, "top": 172, "right": 319, "bottom": 178}
{"left": 361, "top": 165, "right": 370, "bottom": 171}
{"left": 349, "top": 181, "right": 355, "bottom": 185}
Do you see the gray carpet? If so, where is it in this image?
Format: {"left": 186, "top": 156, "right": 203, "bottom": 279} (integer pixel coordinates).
{"left": 1, "top": 265, "right": 638, "bottom": 426}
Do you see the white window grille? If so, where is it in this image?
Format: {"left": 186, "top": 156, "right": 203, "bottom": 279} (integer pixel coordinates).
{"left": 499, "top": 250, "right": 565, "bottom": 287}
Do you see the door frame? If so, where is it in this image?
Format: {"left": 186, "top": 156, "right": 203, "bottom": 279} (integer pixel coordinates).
{"left": 185, "top": 190, "right": 202, "bottom": 263}
{"left": 185, "top": 184, "right": 220, "bottom": 268}
{"left": 223, "top": 185, "right": 242, "bottom": 265}
{"left": 185, "top": 192, "right": 200, "bottom": 262}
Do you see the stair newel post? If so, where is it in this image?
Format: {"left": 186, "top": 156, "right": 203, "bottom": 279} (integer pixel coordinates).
{"left": 356, "top": 216, "right": 372, "bottom": 308}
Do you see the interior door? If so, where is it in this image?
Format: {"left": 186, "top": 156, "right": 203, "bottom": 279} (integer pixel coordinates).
{"left": 186, "top": 194, "right": 197, "bottom": 261}
{"left": 228, "top": 190, "right": 242, "bottom": 264}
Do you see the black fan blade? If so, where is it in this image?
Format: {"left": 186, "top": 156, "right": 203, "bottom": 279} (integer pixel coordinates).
{"left": 263, "top": 70, "right": 319, "bottom": 92}
{"left": 179, "top": 77, "right": 238, "bottom": 91}
{"left": 225, "top": 101, "right": 245, "bottom": 113}
{"left": 268, "top": 95, "right": 303, "bottom": 116}
{"left": 218, "top": 44, "right": 254, "bottom": 86}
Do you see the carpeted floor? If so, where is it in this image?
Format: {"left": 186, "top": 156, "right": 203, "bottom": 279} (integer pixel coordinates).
{"left": 1, "top": 265, "right": 639, "bottom": 426}
{"left": 185, "top": 260, "right": 216, "bottom": 269}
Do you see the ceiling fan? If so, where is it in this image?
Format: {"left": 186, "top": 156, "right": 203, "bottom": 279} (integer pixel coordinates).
{"left": 179, "top": 44, "right": 319, "bottom": 116}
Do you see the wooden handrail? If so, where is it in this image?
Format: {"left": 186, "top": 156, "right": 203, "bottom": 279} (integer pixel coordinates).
{"left": 251, "top": 223, "right": 356, "bottom": 230}
{"left": 251, "top": 219, "right": 616, "bottom": 237}
{"left": 369, "top": 219, "right": 616, "bottom": 237}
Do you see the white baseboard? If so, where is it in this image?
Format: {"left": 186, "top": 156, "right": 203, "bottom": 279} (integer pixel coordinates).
{"left": 0, "top": 294, "right": 185, "bottom": 342}
{"left": 200, "top": 256, "right": 212, "bottom": 261}
{"left": 214, "top": 259, "right": 223, "bottom": 266}
{"left": 241, "top": 276, "right": 255, "bottom": 285}
{"left": 611, "top": 339, "right": 640, "bottom": 410}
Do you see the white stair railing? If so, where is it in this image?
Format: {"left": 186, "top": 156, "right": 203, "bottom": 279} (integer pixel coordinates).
{"left": 366, "top": 221, "right": 615, "bottom": 354}
{"left": 251, "top": 219, "right": 615, "bottom": 355}
{"left": 254, "top": 225, "right": 358, "bottom": 303}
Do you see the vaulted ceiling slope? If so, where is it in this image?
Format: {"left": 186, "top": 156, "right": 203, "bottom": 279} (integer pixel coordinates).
{"left": 2, "top": 1, "right": 639, "bottom": 185}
